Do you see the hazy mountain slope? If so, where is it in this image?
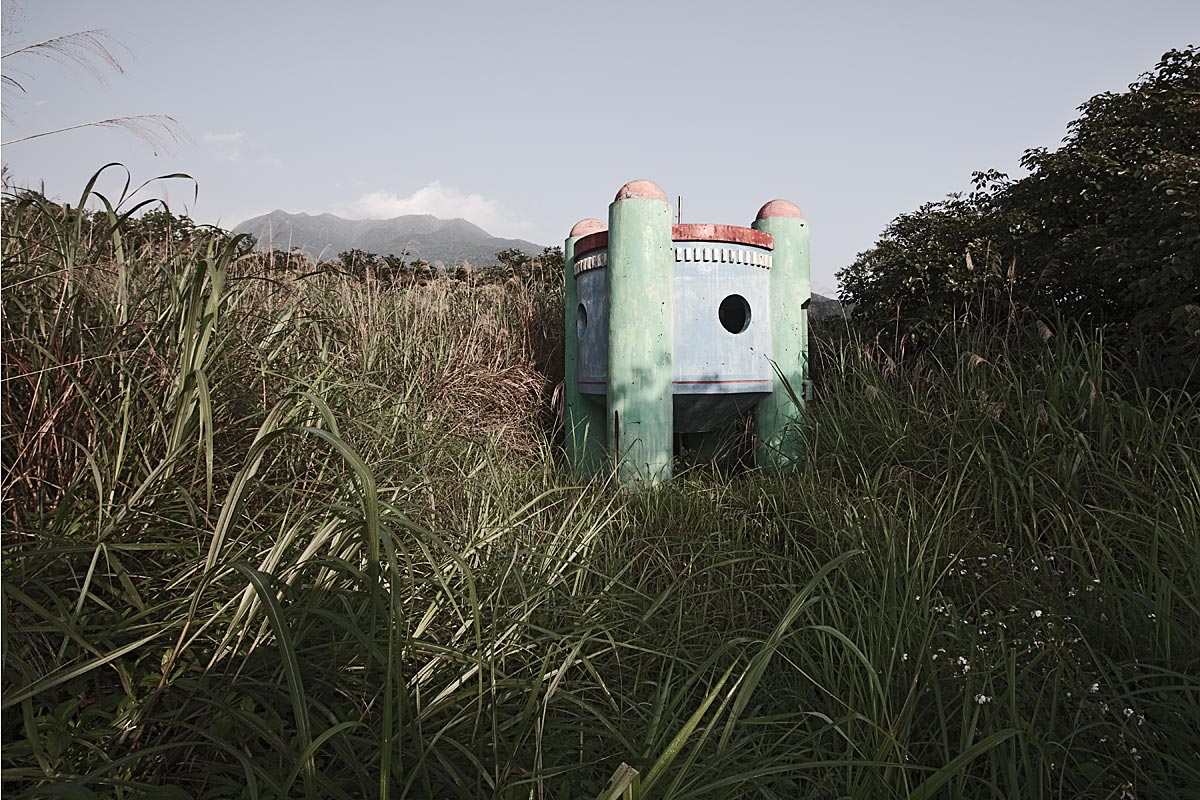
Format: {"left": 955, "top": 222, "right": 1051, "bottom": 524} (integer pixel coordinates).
{"left": 809, "top": 293, "right": 849, "bottom": 320}
{"left": 233, "top": 210, "right": 544, "bottom": 265}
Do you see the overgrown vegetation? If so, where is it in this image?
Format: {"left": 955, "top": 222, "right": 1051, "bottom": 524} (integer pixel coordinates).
{"left": 3, "top": 162, "right": 1197, "bottom": 798}
{"left": 332, "top": 245, "right": 564, "bottom": 287}
{"left": 837, "top": 47, "right": 1199, "bottom": 390}
{"left": 4, "top": 45, "right": 1200, "bottom": 799}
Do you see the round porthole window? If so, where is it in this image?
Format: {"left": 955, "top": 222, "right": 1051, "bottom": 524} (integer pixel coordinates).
{"left": 577, "top": 302, "right": 588, "bottom": 338}
{"left": 718, "top": 294, "right": 751, "bottom": 334}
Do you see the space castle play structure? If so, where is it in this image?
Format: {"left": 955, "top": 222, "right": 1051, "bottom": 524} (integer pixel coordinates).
{"left": 563, "top": 179, "right": 811, "bottom": 488}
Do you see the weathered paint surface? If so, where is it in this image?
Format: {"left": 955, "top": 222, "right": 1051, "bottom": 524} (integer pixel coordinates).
{"left": 577, "top": 241, "right": 773, "bottom": 393}
{"left": 575, "top": 262, "right": 609, "bottom": 395}
{"left": 564, "top": 228, "right": 608, "bottom": 474}
{"left": 671, "top": 241, "right": 772, "bottom": 431}
{"left": 608, "top": 192, "right": 674, "bottom": 488}
{"left": 614, "top": 179, "right": 669, "bottom": 202}
{"left": 752, "top": 207, "right": 810, "bottom": 469}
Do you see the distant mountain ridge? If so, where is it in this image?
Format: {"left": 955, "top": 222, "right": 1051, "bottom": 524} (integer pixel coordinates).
{"left": 809, "top": 293, "right": 848, "bottom": 320}
{"left": 232, "top": 210, "right": 544, "bottom": 266}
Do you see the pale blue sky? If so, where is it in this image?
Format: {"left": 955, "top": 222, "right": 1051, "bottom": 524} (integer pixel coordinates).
{"left": 3, "top": 1, "right": 1197, "bottom": 293}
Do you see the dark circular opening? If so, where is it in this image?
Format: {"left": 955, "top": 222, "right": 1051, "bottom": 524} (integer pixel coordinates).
{"left": 577, "top": 302, "right": 588, "bottom": 338}
{"left": 718, "top": 294, "right": 751, "bottom": 334}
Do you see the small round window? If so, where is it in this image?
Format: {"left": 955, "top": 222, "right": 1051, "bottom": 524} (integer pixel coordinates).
{"left": 577, "top": 302, "right": 588, "bottom": 338}
{"left": 718, "top": 294, "right": 751, "bottom": 334}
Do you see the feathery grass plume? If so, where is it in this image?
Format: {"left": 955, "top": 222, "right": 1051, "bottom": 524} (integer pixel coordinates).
{"left": 2, "top": 29, "right": 126, "bottom": 81}
{"left": 2, "top": 114, "right": 188, "bottom": 153}
{"left": 1, "top": 22, "right": 188, "bottom": 150}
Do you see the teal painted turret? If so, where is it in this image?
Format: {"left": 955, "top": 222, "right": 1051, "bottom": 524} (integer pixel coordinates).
{"left": 564, "top": 218, "right": 608, "bottom": 474}
{"left": 752, "top": 200, "right": 810, "bottom": 470}
{"left": 607, "top": 180, "right": 675, "bottom": 488}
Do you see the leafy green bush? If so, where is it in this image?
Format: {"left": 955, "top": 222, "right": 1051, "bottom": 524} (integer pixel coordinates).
{"left": 838, "top": 47, "right": 1200, "bottom": 387}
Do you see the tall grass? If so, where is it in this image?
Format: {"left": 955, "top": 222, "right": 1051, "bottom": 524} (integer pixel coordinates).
{"left": 3, "top": 178, "right": 1197, "bottom": 798}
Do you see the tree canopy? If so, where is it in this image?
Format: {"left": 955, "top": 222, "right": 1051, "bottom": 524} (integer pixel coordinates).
{"left": 838, "top": 46, "right": 1199, "bottom": 384}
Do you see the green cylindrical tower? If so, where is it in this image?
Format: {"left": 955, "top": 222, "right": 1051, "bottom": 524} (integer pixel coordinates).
{"left": 607, "top": 180, "right": 674, "bottom": 487}
{"left": 564, "top": 218, "right": 608, "bottom": 474}
{"left": 752, "top": 200, "right": 810, "bottom": 470}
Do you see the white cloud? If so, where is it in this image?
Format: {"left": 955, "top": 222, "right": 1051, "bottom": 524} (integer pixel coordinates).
{"left": 204, "top": 131, "right": 244, "bottom": 161}
{"left": 339, "top": 181, "right": 540, "bottom": 241}
{"left": 203, "top": 132, "right": 244, "bottom": 144}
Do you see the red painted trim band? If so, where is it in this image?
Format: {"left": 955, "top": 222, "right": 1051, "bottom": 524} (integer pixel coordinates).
{"left": 574, "top": 224, "right": 773, "bottom": 258}
{"left": 578, "top": 379, "right": 771, "bottom": 387}
{"left": 672, "top": 224, "right": 773, "bottom": 249}
{"left": 573, "top": 232, "right": 607, "bottom": 257}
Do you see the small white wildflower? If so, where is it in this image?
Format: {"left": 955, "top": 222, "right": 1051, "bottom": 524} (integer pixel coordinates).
{"left": 1148, "top": 613, "right": 1156, "bottom": 620}
{"left": 1032, "top": 609, "right": 1043, "bottom": 619}
{"left": 974, "top": 693, "right": 991, "bottom": 704}
{"left": 1124, "top": 707, "right": 1134, "bottom": 718}
{"left": 1090, "top": 682, "right": 1100, "bottom": 693}
{"left": 1067, "top": 588, "right": 1077, "bottom": 597}
{"left": 902, "top": 653, "right": 909, "bottom": 661}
